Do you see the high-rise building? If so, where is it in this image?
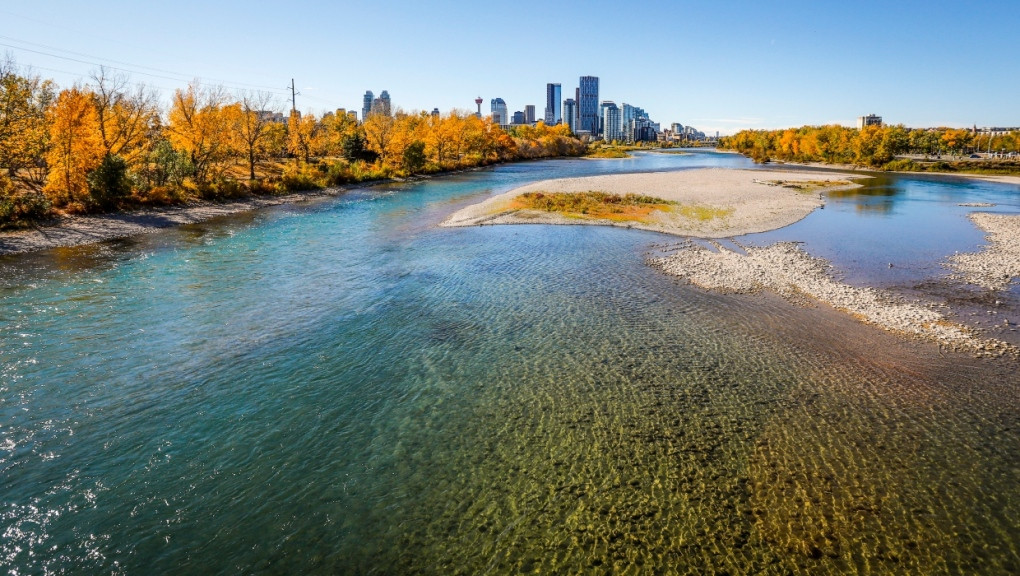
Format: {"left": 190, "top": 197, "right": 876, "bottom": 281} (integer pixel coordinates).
{"left": 601, "top": 101, "right": 621, "bottom": 142}
{"left": 578, "top": 76, "right": 599, "bottom": 136}
{"left": 362, "top": 90, "right": 374, "bottom": 122}
{"left": 525, "top": 105, "right": 536, "bottom": 124}
{"left": 378, "top": 90, "right": 391, "bottom": 116}
{"left": 621, "top": 104, "right": 648, "bottom": 142}
{"left": 563, "top": 98, "right": 577, "bottom": 133}
{"left": 512, "top": 110, "right": 526, "bottom": 125}
{"left": 491, "top": 98, "right": 508, "bottom": 126}
{"left": 544, "top": 83, "right": 562, "bottom": 125}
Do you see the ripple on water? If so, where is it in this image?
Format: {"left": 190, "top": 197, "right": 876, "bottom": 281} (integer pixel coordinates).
{"left": 0, "top": 153, "right": 1017, "bottom": 575}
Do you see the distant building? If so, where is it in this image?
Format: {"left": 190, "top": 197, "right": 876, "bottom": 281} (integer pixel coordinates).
{"left": 257, "top": 110, "right": 285, "bottom": 123}
{"left": 544, "top": 83, "right": 561, "bottom": 125}
{"left": 362, "top": 90, "right": 374, "bottom": 122}
{"left": 491, "top": 98, "right": 508, "bottom": 126}
{"left": 857, "top": 114, "right": 882, "bottom": 129}
{"left": 365, "top": 90, "right": 392, "bottom": 118}
{"left": 621, "top": 103, "right": 649, "bottom": 143}
{"left": 601, "top": 101, "right": 621, "bottom": 142}
{"left": 431, "top": 108, "right": 440, "bottom": 118}
{"left": 578, "top": 76, "right": 600, "bottom": 136}
{"left": 525, "top": 105, "right": 536, "bottom": 124}
{"left": 563, "top": 98, "right": 577, "bottom": 133}
{"left": 512, "top": 110, "right": 526, "bottom": 125}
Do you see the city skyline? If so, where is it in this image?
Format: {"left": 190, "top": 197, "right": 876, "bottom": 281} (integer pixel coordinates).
{"left": 1, "top": 1, "right": 1016, "bottom": 135}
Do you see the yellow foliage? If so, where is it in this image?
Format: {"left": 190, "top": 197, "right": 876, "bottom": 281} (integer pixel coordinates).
{"left": 44, "top": 87, "right": 103, "bottom": 206}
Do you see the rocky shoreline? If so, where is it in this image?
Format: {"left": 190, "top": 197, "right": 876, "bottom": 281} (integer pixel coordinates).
{"left": 650, "top": 234, "right": 1018, "bottom": 358}
{"left": 0, "top": 190, "right": 343, "bottom": 256}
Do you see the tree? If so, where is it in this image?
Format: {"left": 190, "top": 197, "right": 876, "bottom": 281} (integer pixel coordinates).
{"left": 87, "top": 153, "right": 131, "bottom": 209}
{"left": 234, "top": 91, "right": 281, "bottom": 181}
{"left": 287, "top": 110, "right": 319, "bottom": 163}
{"left": 0, "top": 56, "right": 55, "bottom": 192}
{"left": 402, "top": 140, "right": 426, "bottom": 174}
{"left": 44, "top": 86, "right": 103, "bottom": 207}
{"left": 362, "top": 112, "right": 395, "bottom": 163}
{"left": 90, "top": 67, "right": 159, "bottom": 169}
{"left": 166, "top": 82, "right": 233, "bottom": 184}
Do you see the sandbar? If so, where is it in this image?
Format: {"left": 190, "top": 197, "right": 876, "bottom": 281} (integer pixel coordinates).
{"left": 441, "top": 168, "right": 864, "bottom": 238}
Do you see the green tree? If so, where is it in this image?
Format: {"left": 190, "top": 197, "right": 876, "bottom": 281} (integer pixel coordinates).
{"left": 402, "top": 140, "right": 426, "bottom": 173}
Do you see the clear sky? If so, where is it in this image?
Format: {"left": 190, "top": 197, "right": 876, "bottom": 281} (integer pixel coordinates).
{"left": 1, "top": 1, "right": 1016, "bottom": 135}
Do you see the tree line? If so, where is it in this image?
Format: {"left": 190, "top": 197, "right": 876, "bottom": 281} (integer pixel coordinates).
{"left": 0, "top": 58, "right": 584, "bottom": 228}
{"left": 719, "top": 124, "right": 1020, "bottom": 168}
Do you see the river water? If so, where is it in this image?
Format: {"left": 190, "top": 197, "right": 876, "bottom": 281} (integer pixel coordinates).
{"left": 1, "top": 151, "right": 1017, "bottom": 575}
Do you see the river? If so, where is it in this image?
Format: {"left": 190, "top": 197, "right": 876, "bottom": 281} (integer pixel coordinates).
{"left": 1, "top": 151, "right": 1017, "bottom": 575}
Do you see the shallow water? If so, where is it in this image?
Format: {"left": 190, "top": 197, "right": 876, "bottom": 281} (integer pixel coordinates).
{"left": 1, "top": 151, "right": 1017, "bottom": 575}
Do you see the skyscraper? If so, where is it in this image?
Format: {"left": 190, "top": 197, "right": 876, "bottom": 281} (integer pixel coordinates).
{"left": 525, "top": 105, "right": 536, "bottom": 124}
{"left": 601, "top": 101, "right": 621, "bottom": 142}
{"left": 578, "top": 76, "right": 599, "bottom": 135}
{"left": 362, "top": 90, "right": 374, "bottom": 122}
{"left": 563, "top": 98, "right": 577, "bottom": 133}
{"left": 490, "top": 98, "right": 508, "bottom": 126}
{"left": 544, "top": 83, "right": 561, "bottom": 125}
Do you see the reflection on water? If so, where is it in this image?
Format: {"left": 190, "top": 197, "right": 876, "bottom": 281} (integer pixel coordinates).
{"left": 0, "top": 151, "right": 1017, "bottom": 575}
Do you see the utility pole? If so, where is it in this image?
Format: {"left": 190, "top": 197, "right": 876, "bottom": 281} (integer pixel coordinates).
{"left": 290, "top": 78, "right": 297, "bottom": 113}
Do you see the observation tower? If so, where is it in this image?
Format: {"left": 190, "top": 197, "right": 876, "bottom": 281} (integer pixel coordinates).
{"left": 474, "top": 97, "right": 483, "bottom": 118}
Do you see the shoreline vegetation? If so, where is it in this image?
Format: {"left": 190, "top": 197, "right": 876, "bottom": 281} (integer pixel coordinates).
{"left": 0, "top": 56, "right": 585, "bottom": 232}
{"left": 718, "top": 124, "right": 1020, "bottom": 177}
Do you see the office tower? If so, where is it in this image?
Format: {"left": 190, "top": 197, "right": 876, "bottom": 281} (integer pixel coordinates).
{"left": 525, "top": 105, "right": 536, "bottom": 124}
{"left": 578, "top": 76, "right": 599, "bottom": 135}
{"left": 362, "top": 90, "right": 374, "bottom": 121}
{"left": 491, "top": 98, "right": 508, "bottom": 125}
{"left": 563, "top": 98, "right": 577, "bottom": 133}
{"left": 601, "top": 101, "right": 621, "bottom": 142}
{"left": 378, "top": 90, "right": 391, "bottom": 116}
{"left": 544, "top": 83, "right": 562, "bottom": 125}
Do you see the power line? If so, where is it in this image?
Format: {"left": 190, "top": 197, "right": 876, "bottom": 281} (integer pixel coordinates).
{"left": 0, "top": 39, "right": 289, "bottom": 97}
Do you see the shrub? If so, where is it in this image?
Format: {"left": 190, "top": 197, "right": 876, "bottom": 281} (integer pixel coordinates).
{"left": 87, "top": 153, "right": 132, "bottom": 210}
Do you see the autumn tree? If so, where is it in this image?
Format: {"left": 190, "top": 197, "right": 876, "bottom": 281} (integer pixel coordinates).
{"left": 233, "top": 91, "right": 283, "bottom": 181}
{"left": 166, "top": 82, "right": 234, "bottom": 185}
{"left": 0, "top": 56, "right": 54, "bottom": 192}
{"left": 287, "top": 110, "right": 321, "bottom": 163}
{"left": 362, "top": 112, "right": 396, "bottom": 163}
{"left": 44, "top": 86, "right": 104, "bottom": 207}
{"left": 89, "top": 67, "right": 159, "bottom": 169}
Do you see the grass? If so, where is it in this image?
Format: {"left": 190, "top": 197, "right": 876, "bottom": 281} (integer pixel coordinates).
{"left": 508, "top": 191, "right": 674, "bottom": 222}
{"left": 758, "top": 179, "right": 853, "bottom": 193}
{"left": 675, "top": 204, "right": 735, "bottom": 221}
{"left": 584, "top": 148, "right": 632, "bottom": 159}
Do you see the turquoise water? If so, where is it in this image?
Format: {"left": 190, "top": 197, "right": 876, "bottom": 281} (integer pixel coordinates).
{"left": 1, "top": 151, "right": 1017, "bottom": 575}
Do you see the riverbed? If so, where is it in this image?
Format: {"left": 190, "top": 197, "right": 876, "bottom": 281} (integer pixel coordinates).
{"left": 1, "top": 151, "right": 1017, "bottom": 575}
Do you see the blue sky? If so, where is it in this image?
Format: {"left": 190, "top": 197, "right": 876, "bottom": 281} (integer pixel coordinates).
{"left": 1, "top": 1, "right": 1016, "bottom": 135}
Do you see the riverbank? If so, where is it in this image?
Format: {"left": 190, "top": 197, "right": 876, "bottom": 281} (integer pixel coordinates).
{"left": 650, "top": 240, "right": 1016, "bottom": 357}
{"left": 764, "top": 159, "right": 1020, "bottom": 186}
{"left": 0, "top": 190, "right": 343, "bottom": 256}
{"left": 441, "top": 168, "right": 864, "bottom": 237}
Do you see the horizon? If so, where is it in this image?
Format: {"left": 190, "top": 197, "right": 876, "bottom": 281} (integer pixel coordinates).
{"left": 1, "top": 1, "right": 1017, "bottom": 136}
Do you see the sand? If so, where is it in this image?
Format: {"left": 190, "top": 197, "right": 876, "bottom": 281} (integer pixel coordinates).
{"left": 441, "top": 168, "right": 864, "bottom": 238}
{"left": 444, "top": 167, "right": 1017, "bottom": 356}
